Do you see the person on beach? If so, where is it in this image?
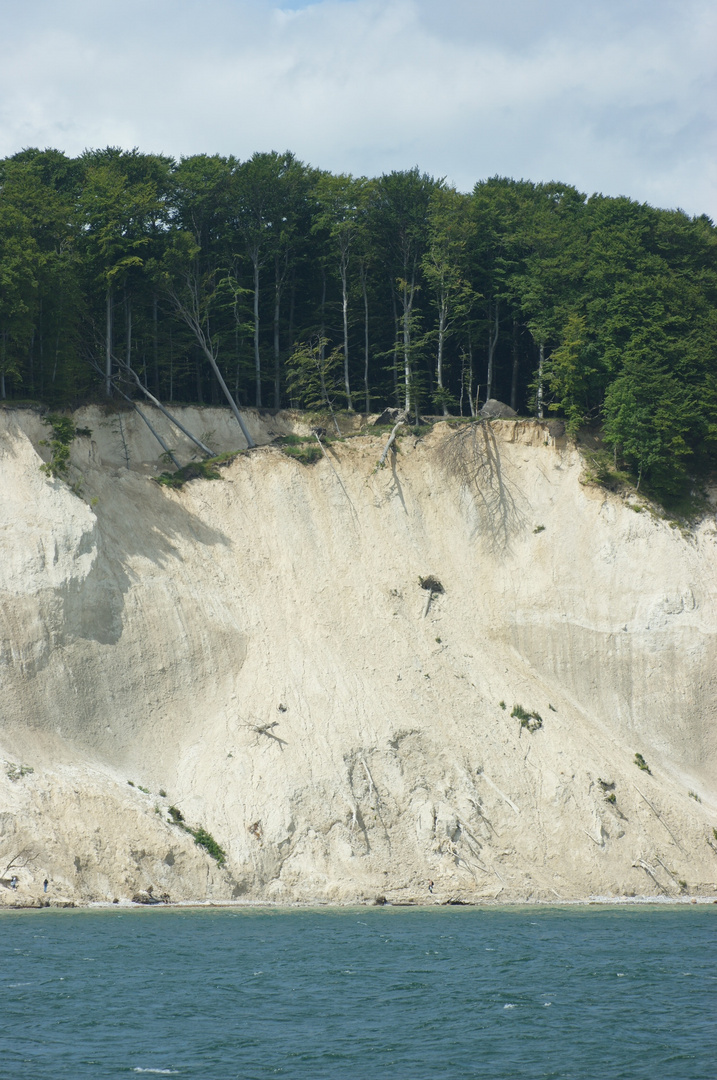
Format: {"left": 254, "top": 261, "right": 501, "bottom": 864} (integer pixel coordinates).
{"left": 428, "top": 880, "right": 434, "bottom": 894}
{"left": 44, "top": 879, "right": 48, "bottom": 893}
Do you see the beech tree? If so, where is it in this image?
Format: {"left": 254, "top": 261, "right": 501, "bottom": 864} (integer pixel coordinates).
{"left": 1, "top": 146, "right": 715, "bottom": 498}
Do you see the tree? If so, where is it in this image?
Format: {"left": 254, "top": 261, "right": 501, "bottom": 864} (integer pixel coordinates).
{"left": 78, "top": 148, "right": 171, "bottom": 395}
{"left": 422, "top": 186, "right": 476, "bottom": 414}
{"left": 603, "top": 351, "right": 694, "bottom": 494}
{"left": 234, "top": 151, "right": 309, "bottom": 408}
{"left": 0, "top": 203, "right": 38, "bottom": 397}
{"left": 313, "top": 172, "right": 369, "bottom": 410}
{"left": 159, "top": 230, "right": 255, "bottom": 447}
{"left": 286, "top": 335, "right": 343, "bottom": 414}
{"left": 371, "top": 169, "right": 437, "bottom": 411}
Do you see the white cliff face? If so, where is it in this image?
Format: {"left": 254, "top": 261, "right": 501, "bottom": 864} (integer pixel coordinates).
{"left": 1, "top": 405, "right": 716, "bottom": 906}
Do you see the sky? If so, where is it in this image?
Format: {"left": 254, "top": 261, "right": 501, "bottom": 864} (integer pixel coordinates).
{"left": 1, "top": 0, "right": 715, "bottom": 217}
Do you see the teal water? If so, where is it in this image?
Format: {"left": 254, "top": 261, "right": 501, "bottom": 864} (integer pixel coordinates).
{"left": 1, "top": 906, "right": 714, "bottom": 1079}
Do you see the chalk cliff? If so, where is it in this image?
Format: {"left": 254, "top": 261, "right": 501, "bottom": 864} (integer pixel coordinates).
{"left": 1, "top": 405, "right": 716, "bottom": 905}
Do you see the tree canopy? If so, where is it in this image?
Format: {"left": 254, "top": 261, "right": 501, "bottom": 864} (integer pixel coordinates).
{"left": 1, "top": 146, "right": 715, "bottom": 497}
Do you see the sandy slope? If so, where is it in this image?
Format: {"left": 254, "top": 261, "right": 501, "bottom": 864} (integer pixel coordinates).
{"left": 1, "top": 404, "right": 716, "bottom": 906}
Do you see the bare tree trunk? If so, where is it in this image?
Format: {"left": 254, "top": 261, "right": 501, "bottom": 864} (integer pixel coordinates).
{"left": 168, "top": 281, "right": 256, "bottom": 448}
{"left": 341, "top": 255, "right": 352, "bottom": 409}
{"left": 468, "top": 335, "right": 475, "bottom": 417}
{"left": 537, "top": 341, "right": 544, "bottom": 419}
{"left": 486, "top": 299, "right": 499, "bottom": 402}
{"left": 152, "top": 296, "right": 159, "bottom": 392}
{"left": 129, "top": 400, "right": 181, "bottom": 469}
{"left": 38, "top": 299, "right": 44, "bottom": 396}
{"left": 126, "top": 293, "right": 132, "bottom": 370}
{"left": 377, "top": 411, "right": 407, "bottom": 468}
{"left": 105, "top": 286, "right": 112, "bottom": 396}
{"left": 28, "top": 327, "right": 35, "bottom": 396}
{"left": 119, "top": 356, "right": 214, "bottom": 457}
{"left": 361, "top": 262, "right": 370, "bottom": 414}
{"left": 288, "top": 276, "right": 296, "bottom": 350}
{"left": 402, "top": 281, "right": 411, "bottom": 414}
{"left": 168, "top": 326, "right": 174, "bottom": 403}
{"left": 273, "top": 270, "right": 281, "bottom": 410}
{"left": 253, "top": 256, "right": 261, "bottom": 408}
{"left": 391, "top": 289, "right": 399, "bottom": 407}
{"left": 437, "top": 298, "right": 448, "bottom": 415}
{"left": 510, "top": 318, "right": 519, "bottom": 412}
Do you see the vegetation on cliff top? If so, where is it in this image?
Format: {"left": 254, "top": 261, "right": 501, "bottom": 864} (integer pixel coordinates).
{"left": 1, "top": 146, "right": 715, "bottom": 497}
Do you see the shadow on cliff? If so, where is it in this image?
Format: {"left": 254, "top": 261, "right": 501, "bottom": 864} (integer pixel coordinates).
{"left": 62, "top": 475, "right": 232, "bottom": 645}
{"left": 440, "top": 421, "right": 528, "bottom": 553}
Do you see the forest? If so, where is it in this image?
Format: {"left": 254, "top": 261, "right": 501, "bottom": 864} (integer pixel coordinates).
{"left": 1, "top": 146, "right": 716, "bottom": 497}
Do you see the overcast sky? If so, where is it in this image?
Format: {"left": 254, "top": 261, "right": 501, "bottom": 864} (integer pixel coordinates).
{"left": 1, "top": 0, "right": 715, "bottom": 217}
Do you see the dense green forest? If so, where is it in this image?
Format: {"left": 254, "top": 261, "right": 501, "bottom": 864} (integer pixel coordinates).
{"left": 1, "top": 146, "right": 716, "bottom": 495}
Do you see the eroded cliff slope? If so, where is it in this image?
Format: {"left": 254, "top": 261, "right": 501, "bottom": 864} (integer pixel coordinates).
{"left": 1, "top": 405, "right": 716, "bottom": 905}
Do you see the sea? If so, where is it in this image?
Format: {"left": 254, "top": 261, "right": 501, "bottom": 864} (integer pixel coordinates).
{"left": 1, "top": 905, "right": 715, "bottom": 1079}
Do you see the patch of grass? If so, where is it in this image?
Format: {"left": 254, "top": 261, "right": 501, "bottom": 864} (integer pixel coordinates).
{"left": 158, "top": 789, "right": 167, "bottom": 798}
{"left": 678, "top": 879, "right": 688, "bottom": 892}
{"left": 279, "top": 443, "right": 323, "bottom": 465}
{"left": 533, "top": 524, "right": 545, "bottom": 534}
{"left": 190, "top": 827, "right": 227, "bottom": 867}
{"left": 155, "top": 451, "right": 241, "bottom": 489}
{"left": 605, "top": 793, "right": 617, "bottom": 805}
{"left": 127, "top": 780, "right": 135, "bottom": 787}
{"left": 138, "top": 785, "right": 150, "bottom": 795}
{"left": 499, "top": 701, "right": 506, "bottom": 710}
{"left": 5, "top": 762, "right": 34, "bottom": 782}
{"left": 165, "top": 803, "right": 226, "bottom": 866}
{"left": 511, "top": 704, "right": 543, "bottom": 732}
{"left": 688, "top": 790, "right": 701, "bottom": 802}
{"left": 634, "top": 752, "right": 651, "bottom": 774}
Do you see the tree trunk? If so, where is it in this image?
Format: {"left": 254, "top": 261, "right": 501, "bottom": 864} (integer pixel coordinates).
{"left": 168, "top": 284, "right": 256, "bottom": 448}
{"left": 288, "top": 276, "right": 296, "bottom": 351}
{"left": 168, "top": 327, "right": 174, "bottom": 403}
{"left": 391, "top": 289, "right": 399, "bottom": 407}
{"left": 510, "top": 318, "right": 520, "bottom": 412}
{"left": 437, "top": 297, "right": 447, "bottom": 415}
{"left": 486, "top": 299, "right": 499, "bottom": 402}
{"left": 152, "top": 296, "right": 160, "bottom": 393}
{"left": 468, "top": 335, "right": 475, "bottom": 417}
{"left": 361, "top": 262, "right": 370, "bottom": 414}
{"left": 537, "top": 341, "right": 544, "bottom": 419}
{"left": 273, "top": 267, "right": 281, "bottom": 410}
{"left": 402, "top": 280, "right": 411, "bottom": 414}
{"left": 28, "top": 327, "right": 35, "bottom": 396}
{"left": 253, "top": 255, "right": 261, "bottom": 408}
{"left": 120, "top": 358, "right": 214, "bottom": 457}
{"left": 341, "top": 255, "right": 352, "bottom": 409}
{"left": 105, "top": 286, "right": 113, "bottom": 396}
{"left": 126, "top": 293, "right": 132, "bottom": 371}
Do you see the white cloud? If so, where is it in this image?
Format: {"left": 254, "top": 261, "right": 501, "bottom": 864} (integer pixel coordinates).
{"left": 0, "top": 0, "right": 714, "bottom": 216}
